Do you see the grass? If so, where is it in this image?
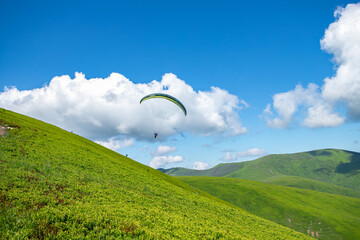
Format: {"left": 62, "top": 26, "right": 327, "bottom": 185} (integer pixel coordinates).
{"left": 178, "top": 176, "right": 360, "bottom": 240}
{"left": 265, "top": 175, "right": 360, "bottom": 198}
{"left": 0, "top": 108, "right": 311, "bottom": 239}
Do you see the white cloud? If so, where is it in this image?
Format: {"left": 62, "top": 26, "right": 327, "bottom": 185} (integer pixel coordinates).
{"left": 193, "top": 161, "right": 209, "bottom": 170}
{"left": 0, "top": 72, "right": 247, "bottom": 142}
{"left": 264, "top": 84, "right": 344, "bottom": 128}
{"left": 221, "top": 152, "right": 239, "bottom": 162}
{"left": 265, "top": 3, "right": 360, "bottom": 128}
{"left": 148, "top": 144, "right": 184, "bottom": 168}
{"left": 149, "top": 156, "right": 184, "bottom": 169}
{"left": 95, "top": 137, "right": 134, "bottom": 151}
{"left": 265, "top": 84, "right": 318, "bottom": 128}
{"left": 221, "top": 148, "right": 267, "bottom": 162}
{"left": 152, "top": 145, "right": 177, "bottom": 156}
{"left": 321, "top": 3, "right": 360, "bottom": 121}
{"left": 303, "top": 104, "right": 344, "bottom": 128}
{"left": 263, "top": 104, "right": 272, "bottom": 115}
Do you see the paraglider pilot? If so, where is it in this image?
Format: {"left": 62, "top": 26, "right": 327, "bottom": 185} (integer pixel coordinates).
{"left": 139, "top": 93, "right": 187, "bottom": 140}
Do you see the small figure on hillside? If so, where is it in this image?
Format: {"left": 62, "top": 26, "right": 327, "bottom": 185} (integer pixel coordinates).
{"left": 154, "top": 132, "right": 158, "bottom": 138}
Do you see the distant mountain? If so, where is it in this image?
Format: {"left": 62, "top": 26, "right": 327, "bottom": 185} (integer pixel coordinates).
{"left": 0, "top": 109, "right": 310, "bottom": 239}
{"left": 160, "top": 161, "right": 245, "bottom": 176}
{"left": 164, "top": 149, "right": 360, "bottom": 194}
{"left": 178, "top": 176, "right": 360, "bottom": 240}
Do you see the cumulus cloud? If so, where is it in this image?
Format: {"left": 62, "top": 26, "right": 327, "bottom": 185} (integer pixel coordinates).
{"left": 95, "top": 137, "right": 134, "bottom": 151}
{"left": 0, "top": 72, "right": 247, "bottom": 141}
{"left": 265, "top": 3, "right": 360, "bottom": 128}
{"left": 321, "top": 3, "right": 360, "bottom": 121}
{"left": 148, "top": 145, "right": 184, "bottom": 168}
{"left": 149, "top": 156, "right": 184, "bottom": 169}
{"left": 264, "top": 84, "right": 344, "bottom": 128}
{"left": 151, "top": 145, "right": 178, "bottom": 156}
{"left": 193, "top": 161, "right": 209, "bottom": 170}
{"left": 303, "top": 103, "right": 344, "bottom": 128}
{"left": 221, "top": 148, "right": 267, "bottom": 162}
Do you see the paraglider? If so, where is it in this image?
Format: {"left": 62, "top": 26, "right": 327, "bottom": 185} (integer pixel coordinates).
{"left": 139, "top": 93, "right": 187, "bottom": 116}
{"left": 140, "top": 93, "right": 187, "bottom": 139}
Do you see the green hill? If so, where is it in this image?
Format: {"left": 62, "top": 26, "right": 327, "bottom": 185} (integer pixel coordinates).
{"left": 0, "top": 109, "right": 311, "bottom": 239}
{"left": 164, "top": 149, "right": 360, "bottom": 196}
{"left": 178, "top": 176, "right": 360, "bottom": 240}
{"left": 226, "top": 150, "right": 360, "bottom": 191}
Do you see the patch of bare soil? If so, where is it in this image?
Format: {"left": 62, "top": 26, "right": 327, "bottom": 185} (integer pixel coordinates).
{"left": 0, "top": 126, "right": 6, "bottom": 136}
{"left": 0, "top": 126, "right": 13, "bottom": 136}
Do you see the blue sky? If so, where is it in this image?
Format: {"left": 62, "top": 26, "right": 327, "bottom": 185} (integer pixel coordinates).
{"left": 1, "top": 0, "right": 360, "bottom": 169}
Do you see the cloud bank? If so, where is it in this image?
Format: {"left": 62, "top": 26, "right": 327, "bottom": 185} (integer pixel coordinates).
{"left": 221, "top": 148, "right": 267, "bottom": 162}
{"left": 265, "top": 3, "right": 360, "bottom": 128}
{"left": 95, "top": 137, "right": 135, "bottom": 151}
{"left": 193, "top": 161, "right": 209, "bottom": 170}
{"left": 151, "top": 145, "right": 178, "bottom": 156}
{"left": 0, "top": 72, "right": 247, "bottom": 141}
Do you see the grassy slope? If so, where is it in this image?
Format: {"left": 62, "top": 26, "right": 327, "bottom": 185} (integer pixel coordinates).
{"left": 265, "top": 175, "right": 360, "bottom": 198}
{"left": 0, "top": 109, "right": 311, "bottom": 239}
{"left": 178, "top": 176, "right": 360, "bottom": 240}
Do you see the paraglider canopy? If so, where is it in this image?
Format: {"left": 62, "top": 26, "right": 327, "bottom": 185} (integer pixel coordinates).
{"left": 139, "top": 93, "right": 187, "bottom": 116}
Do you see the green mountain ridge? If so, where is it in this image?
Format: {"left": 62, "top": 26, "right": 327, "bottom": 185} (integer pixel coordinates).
{"left": 160, "top": 161, "right": 245, "bottom": 177}
{"left": 0, "top": 109, "right": 311, "bottom": 239}
{"left": 163, "top": 149, "right": 360, "bottom": 196}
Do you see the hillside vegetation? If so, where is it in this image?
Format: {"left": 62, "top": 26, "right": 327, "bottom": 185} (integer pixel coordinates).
{"left": 165, "top": 149, "right": 360, "bottom": 196}
{"left": 178, "top": 176, "right": 360, "bottom": 240}
{"left": 0, "top": 109, "right": 311, "bottom": 239}
{"left": 265, "top": 175, "right": 360, "bottom": 198}
{"left": 226, "top": 150, "right": 360, "bottom": 191}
